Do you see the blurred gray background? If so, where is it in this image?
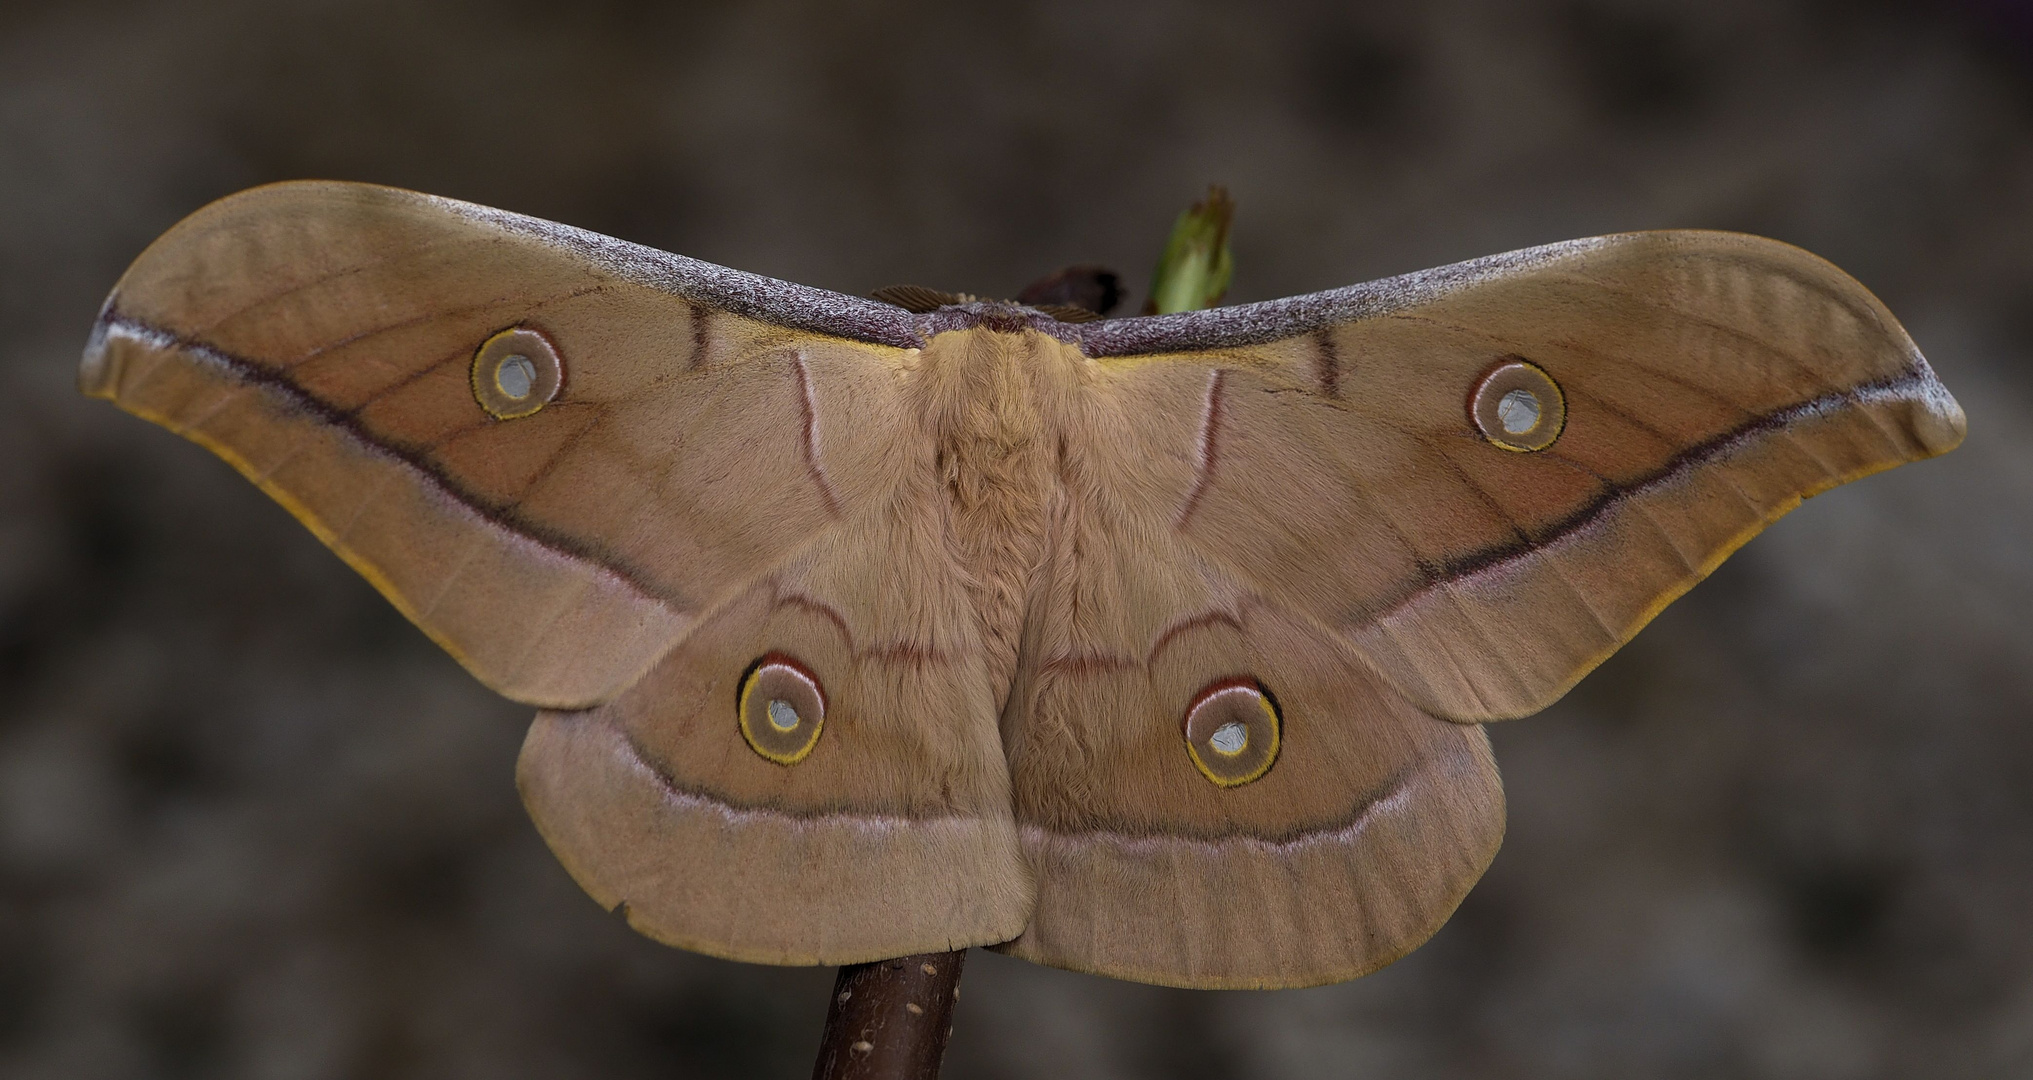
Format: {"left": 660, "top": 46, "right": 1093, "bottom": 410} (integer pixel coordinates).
{"left": 3, "top": 0, "right": 2031, "bottom": 1076}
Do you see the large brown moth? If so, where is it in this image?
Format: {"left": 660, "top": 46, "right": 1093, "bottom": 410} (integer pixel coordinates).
{"left": 80, "top": 181, "right": 1965, "bottom": 990}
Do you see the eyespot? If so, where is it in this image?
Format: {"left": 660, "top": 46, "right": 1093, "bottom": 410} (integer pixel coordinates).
{"left": 1183, "top": 678, "right": 1280, "bottom": 787}
{"left": 738, "top": 653, "right": 826, "bottom": 765}
{"left": 1471, "top": 359, "right": 1565, "bottom": 452}
{"left": 472, "top": 327, "right": 563, "bottom": 419}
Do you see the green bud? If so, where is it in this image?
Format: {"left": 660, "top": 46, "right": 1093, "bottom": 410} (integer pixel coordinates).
{"left": 1143, "top": 185, "right": 1235, "bottom": 315}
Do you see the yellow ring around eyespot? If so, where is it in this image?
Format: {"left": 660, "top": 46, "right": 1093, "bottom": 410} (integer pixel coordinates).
{"left": 471, "top": 327, "right": 559, "bottom": 421}
{"left": 1185, "top": 690, "right": 1281, "bottom": 788}
{"left": 1472, "top": 359, "right": 1566, "bottom": 453}
{"left": 737, "top": 666, "right": 822, "bottom": 766}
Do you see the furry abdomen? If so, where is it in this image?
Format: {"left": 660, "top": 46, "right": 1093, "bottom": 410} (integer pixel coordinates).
{"left": 910, "top": 328, "right": 1079, "bottom": 696}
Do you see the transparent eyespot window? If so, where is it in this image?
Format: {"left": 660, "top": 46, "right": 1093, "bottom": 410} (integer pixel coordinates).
{"left": 739, "top": 655, "right": 826, "bottom": 765}
{"left": 1471, "top": 360, "right": 1565, "bottom": 452}
{"left": 472, "top": 328, "right": 563, "bottom": 419}
{"left": 1183, "top": 679, "right": 1280, "bottom": 787}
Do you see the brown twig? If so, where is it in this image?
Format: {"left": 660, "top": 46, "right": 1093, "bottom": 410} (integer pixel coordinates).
{"left": 811, "top": 950, "right": 966, "bottom": 1080}
{"left": 808, "top": 192, "right": 1235, "bottom": 1077}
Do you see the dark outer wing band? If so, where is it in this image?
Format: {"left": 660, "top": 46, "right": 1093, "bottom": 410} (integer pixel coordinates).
{"left": 1399, "top": 368, "right": 1959, "bottom": 614}
{"left": 81, "top": 307, "right": 691, "bottom": 709}
{"left": 86, "top": 307, "right": 675, "bottom": 602}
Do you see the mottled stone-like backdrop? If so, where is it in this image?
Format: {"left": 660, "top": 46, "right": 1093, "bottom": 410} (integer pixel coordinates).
{"left": 3, "top": 1, "right": 2030, "bottom": 1076}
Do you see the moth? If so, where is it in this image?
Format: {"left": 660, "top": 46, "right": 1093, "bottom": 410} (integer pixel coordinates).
{"left": 80, "top": 182, "right": 1964, "bottom": 989}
